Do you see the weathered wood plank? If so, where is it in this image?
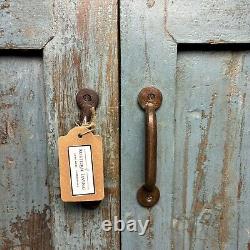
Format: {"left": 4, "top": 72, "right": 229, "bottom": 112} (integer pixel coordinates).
{"left": 121, "top": 1, "right": 250, "bottom": 249}
{"left": 0, "top": 0, "right": 53, "bottom": 49}
{"left": 44, "top": 0, "right": 119, "bottom": 249}
{"left": 0, "top": 54, "right": 52, "bottom": 249}
{"left": 0, "top": 0, "right": 119, "bottom": 248}
{"left": 172, "top": 50, "right": 250, "bottom": 249}
{"left": 167, "top": 0, "right": 250, "bottom": 43}
{"left": 121, "top": 0, "right": 176, "bottom": 249}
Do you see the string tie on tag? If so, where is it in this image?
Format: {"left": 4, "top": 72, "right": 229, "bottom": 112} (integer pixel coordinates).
{"left": 76, "top": 107, "right": 96, "bottom": 137}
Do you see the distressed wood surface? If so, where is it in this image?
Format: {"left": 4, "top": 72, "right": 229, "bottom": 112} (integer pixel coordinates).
{"left": 121, "top": 0, "right": 250, "bottom": 249}
{"left": 167, "top": 0, "right": 250, "bottom": 43}
{"left": 44, "top": 0, "right": 119, "bottom": 249}
{"left": 0, "top": 55, "right": 52, "bottom": 249}
{"left": 172, "top": 49, "right": 250, "bottom": 249}
{"left": 0, "top": 0, "right": 53, "bottom": 49}
{"left": 121, "top": 0, "right": 176, "bottom": 249}
{"left": 1, "top": 0, "right": 250, "bottom": 249}
{"left": 0, "top": 0, "right": 119, "bottom": 249}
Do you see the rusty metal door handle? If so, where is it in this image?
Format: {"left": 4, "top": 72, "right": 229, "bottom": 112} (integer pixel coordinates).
{"left": 137, "top": 87, "right": 162, "bottom": 207}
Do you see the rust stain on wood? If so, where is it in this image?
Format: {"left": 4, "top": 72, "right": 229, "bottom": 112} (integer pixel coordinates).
{"left": 0, "top": 85, "right": 16, "bottom": 97}
{"left": 4, "top": 156, "right": 15, "bottom": 168}
{"left": 1, "top": 207, "right": 52, "bottom": 250}
{"left": 146, "top": 0, "right": 155, "bottom": 8}
{"left": 225, "top": 53, "right": 242, "bottom": 82}
{"left": 188, "top": 93, "right": 217, "bottom": 243}
{"left": 6, "top": 119, "right": 17, "bottom": 139}
{"left": 187, "top": 53, "right": 244, "bottom": 248}
{"left": 72, "top": 47, "right": 84, "bottom": 90}
{"left": 77, "top": 1, "right": 91, "bottom": 40}
{"left": 215, "top": 54, "right": 243, "bottom": 248}
{"left": 0, "top": 103, "right": 13, "bottom": 110}
{"left": 0, "top": 0, "right": 10, "bottom": 10}
{"left": 0, "top": 125, "right": 8, "bottom": 144}
{"left": 217, "top": 141, "right": 232, "bottom": 247}
{"left": 238, "top": 92, "right": 246, "bottom": 202}
{"left": 237, "top": 179, "right": 243, "bottom": 200}
{"left": 0, "top": 116, "right": 18, "bottom": 145}
{"left": 49, "top": 0, "right": 119, "bottom": 248}
{"left": 207, "top": 39, "right": 226, "bottom": 44}
{"left": 146, "top": 211, "right": 154, "bottom": 248}
{"left": 183, "top": 119, "right": 191, "bottom": 216}
{"left": 52, "top": 54, "right": 74, "bottom": 135}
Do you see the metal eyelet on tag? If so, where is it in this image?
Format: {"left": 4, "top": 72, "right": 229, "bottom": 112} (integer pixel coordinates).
{"left": 58, "top": 88, "right": 104, "bottom": 204}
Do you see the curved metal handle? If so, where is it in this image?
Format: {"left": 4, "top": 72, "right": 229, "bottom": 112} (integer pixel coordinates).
{"left": 137, "top": 87, "right": 162, "bottom": 207}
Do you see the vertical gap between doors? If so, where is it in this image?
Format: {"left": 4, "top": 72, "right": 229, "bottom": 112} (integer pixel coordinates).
{"left": 117, "top": 0, "right": 122, "bottom": 249}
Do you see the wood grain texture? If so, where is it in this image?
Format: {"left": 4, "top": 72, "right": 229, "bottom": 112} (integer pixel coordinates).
{"left": 167, "top": 0, "right": 250, "bottom": 43}
{"left": 172, "top": 50, "right": 250, "bottom": 249}
{"left": 121, "top": 0, "right": 176, "bottom": 249}
{"left": 121, "top": 1, "right": 250, "bottom": 249}
{"left": 0, "top": 55, "right": 52, "bottom": 249}
{"left": 0, "top": 0, "right": 53, "bottom": 49}
{"left": 44, "top": 0, "right": 119, "bottom": 249}
{"left": 0, "top": 0, "right": 119, "bottom": 249}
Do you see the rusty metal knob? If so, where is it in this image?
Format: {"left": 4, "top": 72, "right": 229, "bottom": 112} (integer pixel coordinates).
{"left": 76, "top": 88, "right": 99, "bottom": 123}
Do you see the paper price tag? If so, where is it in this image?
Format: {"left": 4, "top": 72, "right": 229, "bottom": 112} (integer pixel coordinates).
{"left": 58, "top": 127, "right": 104, "bottom": 202}
{"left": 69, "top": 145, "right": 95, "bottom": 195}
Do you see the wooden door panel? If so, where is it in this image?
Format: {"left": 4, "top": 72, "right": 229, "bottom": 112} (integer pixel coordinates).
{"left": 0, "top": 0, "right": 53, "bottom": 49}
{"left": 121, "top": 1, "right": 177, "bottom": 249}
{"left": 173, "top": 48, "right": 250, "bottom": 249}
{"left": 121, "top": 1, "right": 250, "bottom": 249}
{"left": 0, "top": 53, "right": 52, "bottom": 249}
{"left": 168, "top": 0, "right": 250, "bottom": 43}
{"left": 0, "top": 0, "right": 119, "bottom": 249}
{"left": 43, "top": 1, "right": 119, "bottom": 248}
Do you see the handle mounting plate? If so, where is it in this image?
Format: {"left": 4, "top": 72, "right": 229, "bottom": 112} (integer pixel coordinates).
{"left": 76, "top": 88, "right": 99, "bottom": 123}
{"left": 138, "top": 86, "right": 162, "bottom": 110}
{"left": 137, "top": 185, "right": 160, "bottom": 208}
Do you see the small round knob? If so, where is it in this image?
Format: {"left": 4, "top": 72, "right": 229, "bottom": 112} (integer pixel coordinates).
{"left": 138, "top": 86, "right": 162, "bottom": 110}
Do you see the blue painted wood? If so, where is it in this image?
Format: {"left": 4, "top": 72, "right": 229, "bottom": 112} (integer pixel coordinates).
{"left": 172, "top": 50, "right": 250, "bottom": 249}
{"left": 121, "top": 1, "right": 177, "bottom": 249}
{"left": 2, "top": 0, "right": 250, "bottom": 249}
{"left": 121, "top": 0, "right": 250, "bottom": 249}
{"left": 0, "top": 0, "right": 53, "bottom": 49}
{"left": 167, "top": 0, "right": 250, "bottom": 43}
{"left": 0, "top": 55, "right": 52, "bottom": 248}
{"left": 43, "top": 0, "right": 120, "bottom": 249}
{"left": 0, "top": 0, "right": 120, "bottom": 249}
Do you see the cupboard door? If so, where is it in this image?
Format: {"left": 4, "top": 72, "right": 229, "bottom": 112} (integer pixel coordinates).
{"left": 0, "top": 1, "right": 119, "bottom": 249}
{"left": 121, "top": 1, "right": 250, "bottom": 249}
